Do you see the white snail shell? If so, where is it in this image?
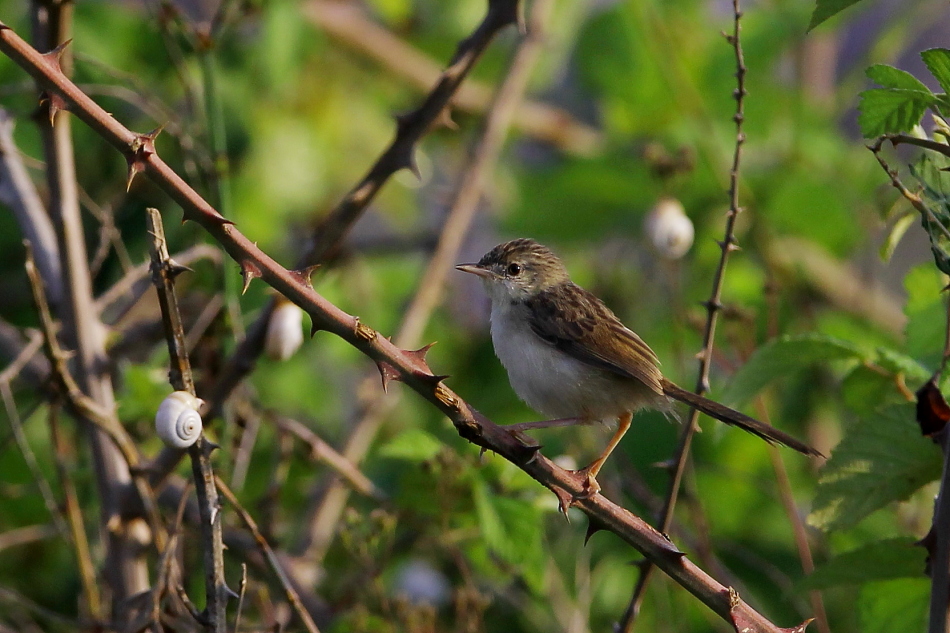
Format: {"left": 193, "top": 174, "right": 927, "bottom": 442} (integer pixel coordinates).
{"left": 155, "top": 391, "right": 203, "bottom": 448}
{"left": 265, "top": 300, "right": 304, "bottom": 361}
{"left": 644, "top": 197, "right": 694, "bottom": 260}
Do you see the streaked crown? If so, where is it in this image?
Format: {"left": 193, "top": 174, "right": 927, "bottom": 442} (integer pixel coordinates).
{"left": 475, "top": 238, "right": 571, "bottom": 298}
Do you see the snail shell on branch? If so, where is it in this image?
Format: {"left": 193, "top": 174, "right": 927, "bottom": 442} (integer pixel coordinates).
{"left": 155, "top": 391, "right": 203, "bottom": 448}
{"left": 644, "top": 197, "right": 694, "bottom": 260}
{"left": 265, "top": 299, "right": 304, "bottom": 361}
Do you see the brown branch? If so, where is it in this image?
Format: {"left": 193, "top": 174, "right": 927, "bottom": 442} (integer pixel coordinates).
{"left": 271, "top": 413, "right": 385, "bottom": 501}
{"left": 295, "top": 0, "right": 553, "bottom": 567}
{"left": 0, "top": 21, "right": 798, "bottom": 632}
{"left": 216, "top": 478, "right": 322, "bottom": 633}
{"left": 0, "top": 107, "right": 62, "bottom": 305}
{"left": 144, "top": 0, "right": 521, "bottom": 489}
{"left": 146, "top": 208, "right": 228, "bottom": 633}
{"left": 303, "top": 0, "right": 601, "bottom": 157}
{"left": 619, "top": 3, "right": 753, "bottom": 629}
{"left": 48, "top": 406, "right": 102, "bottom": 622}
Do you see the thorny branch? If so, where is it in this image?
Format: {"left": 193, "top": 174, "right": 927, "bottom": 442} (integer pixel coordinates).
{"left": 151, "top": 0, "right": 523, "bottom": 488}
{"left": 146, "top": 208, "right": 228, "bottom": 633}
{"left": 0, "top": 20, "right": 804, "bottom": 632}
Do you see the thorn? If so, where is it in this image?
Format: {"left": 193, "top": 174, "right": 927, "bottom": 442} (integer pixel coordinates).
{"left": 436, "top": 107, "right": 458, "bottom": 131}
{"left": 225, "top": 584, "right": 241, "bottom": 600}
{"left": 405, "top": 342, "right": 436, "bottom": 369}
{"left": 166, "top": 258, "right": 193, "bottom": 277}
{"left": 554, "top": 488, "right": 574, "bottom": 520}
{"left": 240, "top": 261, "right": 261, "bottom": 295}
{"left": 651, "top": 458, "right": 677, "bottom": 473}
{"left": 210, "top": 504, "right": 219, "bottom": 526}
{"left": 309, "top": 320, "right": 322, "bottom": 338}
{"left": 41, "top": 39, "right": 72, "bottom": 74}
{"left": 203, "top": 439, "right": 220, "bottom": 455}
{"left": 584, "top": 517, "right": 609, "bottom": 545}
{"left": 40, "top": 91, "right": 68, "bottom": 125}
{"left": 512, "top": 440, "right": 542, "bottom": 464}
{"left": 376, "top": 361, "right": 400, "bottom": 393}
{"left": 420, "top": 373, "right": 451, "bottom": 386}
{"left": 126, "top": 161, "right": 143, "bottom": 192}
{"left": 290, "top": 264, "right": 320, "bottom": 288}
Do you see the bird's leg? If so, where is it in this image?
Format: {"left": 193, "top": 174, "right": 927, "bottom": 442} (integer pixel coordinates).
{"left": 574, "top": 411, "right": 633, "bottom": 497}
{"left": 504, "top": 417, "right": 585, "bottom": 432}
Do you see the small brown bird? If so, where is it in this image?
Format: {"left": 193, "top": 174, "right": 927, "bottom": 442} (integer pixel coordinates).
{"left": 457, "top": 238, "right": 820, "bottom": 495}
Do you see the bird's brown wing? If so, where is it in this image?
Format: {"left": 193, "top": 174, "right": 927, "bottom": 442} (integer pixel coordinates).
{"left": 525, "top": 284, "right": 665, "bottom": 395}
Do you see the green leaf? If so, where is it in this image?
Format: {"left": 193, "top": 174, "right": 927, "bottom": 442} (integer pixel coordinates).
{"left": 866, "top": 65, "right": 931, "bottom": 92}
{"left": 922, "top": 48, "right": 950, "bottom": 95}
{"left": 378, "top": 429, "right": 443, "bottom": 462}
{"left": 807, "top": 0, "right": 865, "bottom": 31}
{"left": 802, "top": 537, "right": 926, "bottom": 589}
{"left": 858, "top": 88, "right": 936, "bottom": 137}
{"left": 809, "top": 403, "right": 942, "bottom": 531}
{"left": 722, "top": 334, "right": 865, "bottom": 407}
{"left": 859, "top": 578, "right": 929, "bottom": 633}
{"left": 864, "top": 64, "right": 930, "bottom": 92}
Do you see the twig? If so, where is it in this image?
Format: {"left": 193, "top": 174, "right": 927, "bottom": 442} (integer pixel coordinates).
{"left": 0, "top": 524, "right": 57, "bottom": 552}
{"left": 22, "top": 242, "right": 168, "bottom": 550}
{"left": 0, "top": 383, "right": 67, "bottom": 542}
{"left": 271, "top": 413, "right": 385, "bottom": 501}
{"left": 297, "top": 0, "right": 553, "bottom": 566}
{"left": 0, "top": 107, "right": 62, "bottom": 305}
{"left": 216, "top": 477, "right": 321, "bottom": 633}
{"left": 48, "top": 405, "right": 102, "bottom": 621}
{"left": 303, "top": 0, "right": 601, "bottom": 157}
{"left": 146, "top": 207, "right": 228, "bottom": 633}
{"left": 0, "top": 23, "right": 801, "bottom": 631}
{"left": 619, "top": 2, "right": 750, "bottom": 629}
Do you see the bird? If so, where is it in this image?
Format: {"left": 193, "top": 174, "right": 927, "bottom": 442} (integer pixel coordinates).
{"left": 456, "top": 238, "right": 821, "bottom": 496}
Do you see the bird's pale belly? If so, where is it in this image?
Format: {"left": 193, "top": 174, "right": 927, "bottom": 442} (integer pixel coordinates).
{"left": 490, "top": 309, "right": 666, "bottom": 422}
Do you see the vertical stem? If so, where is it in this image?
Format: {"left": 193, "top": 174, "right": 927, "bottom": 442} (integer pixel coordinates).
{"left": 31, "top": 0, "right": 146, "bottom": 616}
{"left": 619, "top": 1, "right": 748, "bottom": 628}
{"left": 147, "top": 208, "right": 228, "bottom": 632}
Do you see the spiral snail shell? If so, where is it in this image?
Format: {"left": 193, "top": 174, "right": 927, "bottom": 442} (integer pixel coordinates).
{"left": 155, "top": 391, "right": 203, "bottom": 448}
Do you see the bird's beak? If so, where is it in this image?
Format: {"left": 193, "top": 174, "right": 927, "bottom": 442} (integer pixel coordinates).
{"left": 455, "top": 263, "right": 493, "bottom": 279}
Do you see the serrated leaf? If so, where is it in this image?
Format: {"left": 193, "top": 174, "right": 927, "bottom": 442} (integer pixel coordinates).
{"left": 858, "top": 88, "right": 936, "bottom": 137}
{"left": 722, "top": 334, "right": 865, "bottom": 407}
{"left": 859, "top": 578, "right": 928, "bottom": 633}
{"left": 378, "top": 429, "right": 443, "bottom": 461}
{"left": 866, "top": 64, "right": 932, "bottom": 92}
{"left": 808, "top": 403, "right": 942, "bottom": 531}
{"left": 807, "top": 0, "right": 865, "bottom": 31}
{"left": 922, "top": 48, "right": 950, "bottom": 95}
{"left": 802, "top": 537, "right": 926, "bottom": 589}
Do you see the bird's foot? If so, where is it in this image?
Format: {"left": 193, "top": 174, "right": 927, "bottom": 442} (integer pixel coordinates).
{"left": 570, "top": 464, "right": 602, "bottom": 499}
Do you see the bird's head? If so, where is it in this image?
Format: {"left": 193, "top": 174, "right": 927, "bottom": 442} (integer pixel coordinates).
{"left": 456, "top": 238, "right": 570, "bottom": 303}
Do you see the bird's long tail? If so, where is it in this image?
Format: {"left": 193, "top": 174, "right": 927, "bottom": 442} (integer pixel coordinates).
{"left": 661, "top": 379, "right": 823, "bottom": 457}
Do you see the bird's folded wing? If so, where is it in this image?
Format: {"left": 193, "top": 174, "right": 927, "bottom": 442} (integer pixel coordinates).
{"left": 526, "top": 285, "right": 665, "bottom": 395}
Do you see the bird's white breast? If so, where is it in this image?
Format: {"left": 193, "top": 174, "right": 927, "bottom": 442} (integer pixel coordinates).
{"left": 489, "top": 299, "right": 659, "bottom": 422}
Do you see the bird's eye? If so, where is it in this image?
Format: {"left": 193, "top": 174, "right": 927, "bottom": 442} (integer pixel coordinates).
{"left": 506, "top": 263, "right": 522, "bottom": 277}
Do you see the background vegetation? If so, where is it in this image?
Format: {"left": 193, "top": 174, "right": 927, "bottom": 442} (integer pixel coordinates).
{"left": 0, "top": 0, "right": 948, "bottom": 631}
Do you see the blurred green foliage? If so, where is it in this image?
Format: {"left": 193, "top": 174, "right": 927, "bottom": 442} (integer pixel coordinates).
{"left": 1, "top": 0, "right": 949, "bottom": 631}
